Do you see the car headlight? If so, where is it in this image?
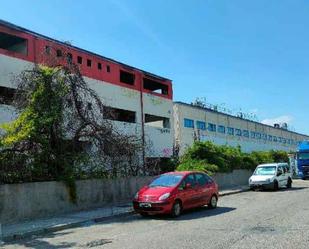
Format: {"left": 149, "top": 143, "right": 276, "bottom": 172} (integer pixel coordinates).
{"left": 249, "top": 178, "right": 252, "bottom": 183}
{"left": 158, "top": 193, "right": 170, "bottom": 201}
{"left": 134, "top": 192, "right": 139, "bottom": 199}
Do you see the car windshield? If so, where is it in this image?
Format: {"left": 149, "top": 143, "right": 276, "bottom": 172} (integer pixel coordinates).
{"left": 299, "top": 153, "right": 309, "bottom": 160}
{"left": 254, "top": 166, "right": 276, "bottom": 176}
{"left": 149, "top": 174, "right": 183, "bottom": 187}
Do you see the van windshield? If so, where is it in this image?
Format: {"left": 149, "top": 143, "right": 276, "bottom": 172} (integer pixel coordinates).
{"left": 254, "top": 166, "right": 276, "bottom": 176}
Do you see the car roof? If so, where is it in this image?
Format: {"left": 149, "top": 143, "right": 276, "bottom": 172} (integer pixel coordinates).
{"left": 257, "top": 163, "right": 288, "bottom": 167}
{"left": 164, "top": 171, "right": 205, "bottom": 176}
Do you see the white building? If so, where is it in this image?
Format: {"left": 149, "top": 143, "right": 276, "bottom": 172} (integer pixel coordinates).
{"left": 173, "top": 102, "right": 309, "bottom": 155}
{"left": 0, "top": 20, "right": 174, "bottom": 162}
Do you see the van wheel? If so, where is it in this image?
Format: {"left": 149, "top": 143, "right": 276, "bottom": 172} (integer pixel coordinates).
{"left": 286, "top": 178, "right": 292, "bottom": 188}
{"left": 171, "top": 200, "right": 182, "bottom": 217}
{"left": 273, "top": 181, "right": 279, "bottom": 191}
{"left": 208, "top": 195, "right": 218, "bottom": 209}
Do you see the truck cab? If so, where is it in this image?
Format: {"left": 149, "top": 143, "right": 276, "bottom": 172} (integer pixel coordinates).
{"left": 297, "top": 141, "right": 309, "bottom": 179}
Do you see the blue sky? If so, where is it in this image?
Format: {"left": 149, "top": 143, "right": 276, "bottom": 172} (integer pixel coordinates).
{"left": 1, "top": 0, "right": 308, "bottom": 134}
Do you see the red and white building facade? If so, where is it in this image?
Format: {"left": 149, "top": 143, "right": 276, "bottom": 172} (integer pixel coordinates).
{"left": 0, "top": 20, "right": 174, "bottom": 160}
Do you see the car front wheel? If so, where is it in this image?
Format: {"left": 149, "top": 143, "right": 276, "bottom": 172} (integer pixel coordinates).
{"left": 286, "top": 178, "right": 292, "bottom": 188}
{"left": 171, "top": 200, "right": 182, "bottom": 217}
{"left": 273, "top": 180, "right": 279, "bottom": 191}
{"left": 208, "top": 195, "right": 218, "bottom": 209}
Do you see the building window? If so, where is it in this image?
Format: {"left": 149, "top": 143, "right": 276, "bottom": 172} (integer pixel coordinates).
{"left": 143, "top": 78, "right": 168, "bottom": 95}
{"left": 282, "top": 138, "right": 286, "bottom": 144}
{"left": 250, "top": 131, "right": 255, "bottom": 139}
{"left": 0, "top": 86, "right": 16, "bottom": 105}
{"left": 184, "top": 118, "right": 194, "bottom": 128}
{"left": 218, "top": 125, "right": 226, "bottom": 134}
{"left": 145, "top": 114, "right": 170, "bottom": 129}
{"left": 77, "top": 56, "right": 83, "bottom": 64}
{"left": 287, "top": 139, "right": 291, "bottom": 144}
{"left": 262, "top": 133, "right": 267, "bottom": 140}
{"left": 106, "top": 65, "right": 110, "bottom": 72}
{"left": 273, "top": 136, "right": 278, "bottom": 142}
{"left": 66, "top": 53, "right": 73, "bottom": 64}
{"left": 56, "top": 49, "right": 62, "bottom": 57}
{"left": 104, "top": 106, "right": 136, "bottom": 123}
{"left": 0, "top": 32, "right": 28, "bottom": 55}
{"left": 45, "top": 46, "right": 51, "bottom": 54}
{"left": 256, "top": 133, "right": 261, "bottom": 139}
{"left": 243, "top": 130, "right": 249, "bottom": 137}
{"left": 227, "top": 127, "right": 234, "bottom": 135}
{"left": 98, "top": 62, "right": 102, "bottom": 70}
{"left": 235, "top": 129, "right": 242, "bottom": 136}
{"left": 120, "top": 70, "right": 135, "bottom": 85}
{"left": 196, "top": 121, "right": 206, "bottom": 130}
{"left": 278, "top": 137, "right": 282, "bottom": 143}
{"left": 268, "top": 135, "right": 273, "bottom": 141}
{"left": 208, "top": 123, "right": 216, "bottom": 132}
{"left": 87, "top": 59, "right": 92, "bottom": 67}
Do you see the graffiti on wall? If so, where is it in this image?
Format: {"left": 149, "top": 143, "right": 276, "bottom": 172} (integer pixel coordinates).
{"left": 121, "top": 88, "right": 139, "bottom": 99}
{"left": 162, "top": 148, "right": 172, "bottom": 157}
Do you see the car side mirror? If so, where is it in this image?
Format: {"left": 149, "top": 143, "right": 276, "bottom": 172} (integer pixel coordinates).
{"left": 185, "top": 183, "right": 192, "bottom": 189}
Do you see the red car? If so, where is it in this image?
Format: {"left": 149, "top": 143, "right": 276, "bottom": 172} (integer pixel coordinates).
{"left": 133, "top": 171, "right": 219, "bottom": 217}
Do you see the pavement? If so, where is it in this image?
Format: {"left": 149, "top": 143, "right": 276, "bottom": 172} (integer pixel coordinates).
{"left": 0, "top": 185, "right": 249, "bottom": 243}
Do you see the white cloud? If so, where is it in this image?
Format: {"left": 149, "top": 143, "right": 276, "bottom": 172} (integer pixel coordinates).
{"left": 261, "top": 115, "right": 293, "bottom": 126}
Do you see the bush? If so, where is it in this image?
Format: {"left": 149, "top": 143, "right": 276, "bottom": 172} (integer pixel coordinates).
{"left": 176, "top": 159, "right": 219, "bottom": 176}
{"left": 177, "top": 141, "right": 289, "bottom": 174}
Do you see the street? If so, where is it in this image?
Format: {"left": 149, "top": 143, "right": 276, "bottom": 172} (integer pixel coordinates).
{"left": 4, "top": 180, "right": 309, "bottom": 249}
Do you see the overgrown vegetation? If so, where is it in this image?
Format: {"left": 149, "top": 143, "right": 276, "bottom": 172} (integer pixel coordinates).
{"left": 0, "top": 52, "right": 144, "bottom": 188}
{"left": 177, "top": 141, "right": 289, "bottom": 175}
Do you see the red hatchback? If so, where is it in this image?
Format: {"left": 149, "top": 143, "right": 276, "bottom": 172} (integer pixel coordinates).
{"left": 133, "top": 171, "right": 219, "bottom": 217}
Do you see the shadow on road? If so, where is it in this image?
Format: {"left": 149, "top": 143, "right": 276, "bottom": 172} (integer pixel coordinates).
{"left": 253, "top": 186, "right": 308, "bottom": 193}
{"left": 4, "top": 231, "right": 77, "bottom": 249}
{"left": 140, "top": 206, "right": 236, "bottom": 221}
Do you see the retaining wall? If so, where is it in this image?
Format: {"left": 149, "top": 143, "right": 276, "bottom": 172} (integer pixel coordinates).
{"left": 0, "top": 170, "right": 252, "bottom": 224}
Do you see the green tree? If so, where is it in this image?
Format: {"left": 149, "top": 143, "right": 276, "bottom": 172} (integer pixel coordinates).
{"left": 0, "top": 55, "right": 143, "bottom": 188}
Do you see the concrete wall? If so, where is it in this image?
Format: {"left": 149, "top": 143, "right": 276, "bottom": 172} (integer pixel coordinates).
{"left": 0, "top": 170, "right": 252, "bottom": 224}
{"left": 213, "top": 169, "right": 252, "bottom": 189}
{"left": 0, "top": 177, "right": 153, "bottom": 224}
{"left": 174, "top": 102, "right": 309, "bottom": 155}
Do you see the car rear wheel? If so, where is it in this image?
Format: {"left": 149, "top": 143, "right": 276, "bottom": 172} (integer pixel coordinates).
{"left": 208, "top": 195, "right": 218, "bottom": 209}
{"left": 171, "top": 200, "right": 182, "bottom": 217}
{"left": 273, "top": 181, "right": 279, "bottom": 191}
{"left": 286, "top": 178, "right": 292, "bottom": 188}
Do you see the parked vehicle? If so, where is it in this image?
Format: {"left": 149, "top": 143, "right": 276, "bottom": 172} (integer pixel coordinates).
{"left": 249, "top": 163, "right": 292, "bottom": 190}
{"left": 296, "top": 141, "right": 309, "bottom": 179}
{"left": 133, "top": 171, "right": 219, "bottom": 217}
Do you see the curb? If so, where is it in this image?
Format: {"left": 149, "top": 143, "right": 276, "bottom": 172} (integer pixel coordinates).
{"left": 2, "top": 209, "right": 135, "bottom": 243}
{"left": 219, "top": 188, "right": 250, "bottom": 197}
{"left": 3, "top": 188, "right": 249, "bottom": 243}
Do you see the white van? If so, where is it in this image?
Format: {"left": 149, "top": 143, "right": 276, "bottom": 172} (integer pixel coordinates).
{"left": 249, "top": 163, "right": 292, "bottom": 190}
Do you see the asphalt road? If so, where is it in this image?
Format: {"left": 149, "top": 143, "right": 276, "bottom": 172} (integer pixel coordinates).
{"left": 4, "top": 180, "right": 309, "bottom": 249}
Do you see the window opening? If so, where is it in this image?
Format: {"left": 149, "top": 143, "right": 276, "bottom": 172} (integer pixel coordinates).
{"left": 0, "top": 32, "right": 27, "bottom": 55}
{"left": 143, "top": 78, "right": 168, "bottom": 95}
{"left": 145, "top": 114, "right": 170, "bottom": 129}
{"left": 120, "top": 70, "right": 135, "bottom": 85}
